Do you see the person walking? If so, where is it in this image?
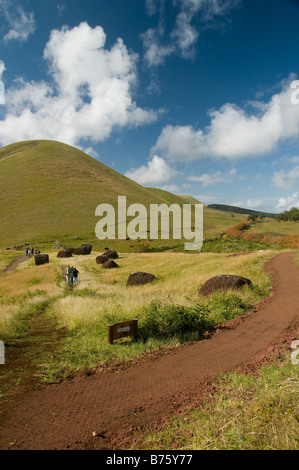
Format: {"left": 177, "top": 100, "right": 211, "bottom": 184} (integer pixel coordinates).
{"left": 72, "top": 267, "right": 79, "bottom": 286}
{"left": 65, "top": 265, "right": 72, "bottom": 285}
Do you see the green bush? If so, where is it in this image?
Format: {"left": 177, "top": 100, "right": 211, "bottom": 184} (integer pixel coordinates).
{"left": 138, "top": 301, "right": 213, "bottom": 342}
{"left": 209, "top": 292, "right": 252, "bottom": 322}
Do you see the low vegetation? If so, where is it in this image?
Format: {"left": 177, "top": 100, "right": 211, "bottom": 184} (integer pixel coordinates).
{"left": 223, "top": 217, "right": 299, "bottom": 249}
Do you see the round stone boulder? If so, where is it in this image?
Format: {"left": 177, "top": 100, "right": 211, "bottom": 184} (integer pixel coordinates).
{"left": 57, "top": 251, "right": 72, "bottom": 258}
{"left": 72, "top": 247, "right": 85, "bottom": 255}
{"left": 81, "top": 244, "right": 92, "bottom": 254}
{"left": 126, "top": 272, "right": 155, "bottom": 287}
{"left": 102, "top": 259, "right": 119, "bottom": 269}
{"left": 103, "top": 249, "right": 119, "bottom": 259}
{"left": 200, "top": 274, "right": 252, "bottom": 296}
{"left": 96, "top": 254, "right": 108, "bottom": 264}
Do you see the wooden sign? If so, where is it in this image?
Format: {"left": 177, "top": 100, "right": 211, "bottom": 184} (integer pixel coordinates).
{"left": 108, "top": 319, "right": 138, "bottom": 345}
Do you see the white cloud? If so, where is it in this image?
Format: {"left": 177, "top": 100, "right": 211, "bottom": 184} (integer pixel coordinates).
{"left": 196, "top": 191, "right": 299, "bottom": 213}
{"left": 0, "top": 22, "right": 158, "bottom": 147}
{"left": 125, "top": 155, "right": 177, "bottom": 185}
{"left": 273, "top": 166, "right": 299, "bottom": 189}
{"left": 141, "top": 28, "right": 175, "bottom": 67}
{"left": 230, "top": 194, "right": 299, "bottom": 213}
{"left": 56, "top": 3, "right": 65, "bottom": 16}
{"left": 188, "top": 168, "right": 237, "bottom": 187}
{"left": 160, "top": 184, "right": 181, "bottom": 193}
{"left": 152, "top": 78, "right": 299, "bottom": 161}
{"left": 0, "top": 60, "right": 5, "bottom": 79}
{"left": 0, "top": 1, "right": 36, "bottom": 42}
{"left": 277, "top": 192, "right": 299, "bottom": 211}
{"left": 145, "top": 0, "right": 159, "bottom": 16}
{"left": 195, "top": 192, "right": 227, "bottom": 205}
{"left": 142, "top": 0, "right": 239, "bottom": 66}
{"left": 84, "top": 146, "right": 99, "bottom": 159}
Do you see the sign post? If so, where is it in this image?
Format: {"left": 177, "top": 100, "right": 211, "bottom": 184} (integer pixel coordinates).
{"left": 0, "top": 341, "right": 4, "bottom": 365}
{"left": 108, "top": 319, "right": 138, "bottom": 345}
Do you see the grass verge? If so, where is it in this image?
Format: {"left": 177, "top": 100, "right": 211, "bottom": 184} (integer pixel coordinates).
{"left": 128, "top": 349, "right": 299, "bottom": 450}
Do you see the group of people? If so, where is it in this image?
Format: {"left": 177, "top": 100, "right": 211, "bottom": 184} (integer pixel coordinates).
{"left": 65, "top": 265, "right": 80, "bottom": 286}
{"left": 25, "top": 247, "right": 40, "bottom": 257}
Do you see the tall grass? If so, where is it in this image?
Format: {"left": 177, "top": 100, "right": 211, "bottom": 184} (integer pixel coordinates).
{"left": 0, "top": 249, "right": 275, "bottom": 379}
{"left": 0, "top": 293, "right": 50, "bottom": 341}
{"left": 41, "top": 250, "right": 274, "bottom": 379}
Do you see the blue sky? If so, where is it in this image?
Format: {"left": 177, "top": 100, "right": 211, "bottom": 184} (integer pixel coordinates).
{"left": 1, "top": 0, "right": 299, "bottom": 213}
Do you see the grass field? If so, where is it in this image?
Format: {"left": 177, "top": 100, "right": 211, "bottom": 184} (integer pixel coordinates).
{"left": 248, "top": 218, "right": 299, "bottom": 237}
{"left": 0, "top": 248, "right": 275, "bottom": 381}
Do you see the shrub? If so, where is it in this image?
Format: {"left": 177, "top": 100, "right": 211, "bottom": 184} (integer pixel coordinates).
{"left": 242, "top": 232, "right": 262, "bottom": 242}
{"left": 225, "top": 227, "right": 243, "bottom": 239}
{"left": 138, "top": 301, "right": 213, "bottom": 342}
{"left": 209, "top": 292, "right": 252, "bottom": 322}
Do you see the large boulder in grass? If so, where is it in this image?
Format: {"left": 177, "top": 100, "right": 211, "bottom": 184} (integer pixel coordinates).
{"left": 96, "top": 254, "right": 108, "bottom": 264}
{"left": 57, "top": 251, "right": 72, "bottom": 258}
{"left": 34, "top": 254, "right": 49, "bottom": 266}
{"left": 103, "top": 249, "right": 118, "bottom": 259}
{"left": 200, "top": 275, "right": 252, "bottom": 296}
{"left": 81, "top": 244, "right": 92, "bottom": 254}
{"left": 102, "top": 259, "right": 119, "bottom": 269}
{"left": 72, "top": 247, "right": 85, "bottom": 255}
{"left": 70, "top": 244, "right": 92, "bottom": 255}
{"left": 126, "top": 272, "right": 155, "bottom": 287}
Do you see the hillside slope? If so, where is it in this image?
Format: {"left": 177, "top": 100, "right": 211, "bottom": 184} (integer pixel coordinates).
{"left": 0, "top": 140, "right": 173, "bottom": 248}
{"left": 0, "top": 140, "right": 246, "bottom": 250}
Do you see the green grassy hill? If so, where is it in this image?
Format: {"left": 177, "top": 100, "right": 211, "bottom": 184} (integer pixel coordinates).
{"left": 0, "top": 140, "right": 245, "bottom": 251}
{"left": 146, "top": 187, "right": 203, "bottom": 207}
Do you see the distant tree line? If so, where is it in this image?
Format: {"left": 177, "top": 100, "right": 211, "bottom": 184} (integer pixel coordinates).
{"left": 207, "top": 204, "right": 277, "bottom": 219}
{"left": 276, "top": 207, "right": 299, "bottom": 221}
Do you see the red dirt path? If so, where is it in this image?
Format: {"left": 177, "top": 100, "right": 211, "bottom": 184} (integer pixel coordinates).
{"left": 0, "top": 252, "right": 299, "bottom": 450}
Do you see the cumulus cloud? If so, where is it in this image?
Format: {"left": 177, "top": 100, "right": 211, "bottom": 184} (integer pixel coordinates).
{"left": 0, "top": 1, "right": 36, "bottom": 42}
{"left": 273, "top": 166, "right": 299, "bottom": 189}
{"left": 0, "top": 22, "right": 158, "bottom": 147}
{"left": 188, "top": 168, "right": 237, "bottom": 187}
{"left": 196, "top": 191, "right": 299, "bottom": 213}
{"left": 142, "top": 0, "right": 239, "bottom": 66}
{"left": 277, "top": 192, "right": 299, "bottom": 211}
{"left": 141, "top": 28, "right": 175, "bottom": 67}
{"left": 0, "top": 60, "right": 5, "bottom": 79}
{"left": 125, "top": 155, "right": 177, "bottom": 185}
{"left": 152, "top": 78, "right": 299, "bottom": 161}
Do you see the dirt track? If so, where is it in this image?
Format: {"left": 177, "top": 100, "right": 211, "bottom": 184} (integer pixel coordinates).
{"left": 0, "top": 252, "right": 299, "bottom": 450}
{"left": 4, "top": 255, "right": 27, "bottom": 273}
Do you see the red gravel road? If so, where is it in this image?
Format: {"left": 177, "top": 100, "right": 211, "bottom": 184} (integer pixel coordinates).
{"left": 0, "top": 252, "right": 299, "bottom": 450}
